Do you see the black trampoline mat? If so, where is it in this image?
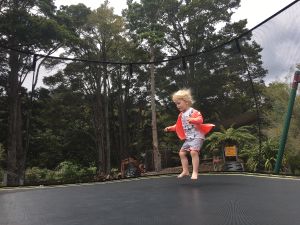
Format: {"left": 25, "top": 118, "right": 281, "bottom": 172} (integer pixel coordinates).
{"left": 1, "top": 174, "right": 299, "bottom": 225}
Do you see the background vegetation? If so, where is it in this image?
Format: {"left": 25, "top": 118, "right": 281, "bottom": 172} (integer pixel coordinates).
{"left": 0, "top": 0, "right": 299, "bottom": 186}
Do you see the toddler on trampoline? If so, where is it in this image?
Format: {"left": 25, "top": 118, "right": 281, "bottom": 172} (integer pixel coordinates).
{"left": 164, "top": 89, "right": 214, "bottom": 180}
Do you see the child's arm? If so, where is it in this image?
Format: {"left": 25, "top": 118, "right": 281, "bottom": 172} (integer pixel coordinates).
{"left": 164, "top": 124, "right": 176, "bottom": 132}
{"left": 188, "top": 111, "right": 203, "bottom": 124}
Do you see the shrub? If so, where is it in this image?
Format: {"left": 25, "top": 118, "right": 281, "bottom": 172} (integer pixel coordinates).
{"left": 25, "top": 167, "right": 50, "bottom": 184}
{"left": 240, "top": 138, "right": 279, "bottom": 172}
{"left": 55, "top": 161, "right": 80, "bottom": 182}
{"left": 24, "top": 162, "right": 99, "bottom": 185}
{"left": 0, "top": 169, "right": 4, "bottom": 186}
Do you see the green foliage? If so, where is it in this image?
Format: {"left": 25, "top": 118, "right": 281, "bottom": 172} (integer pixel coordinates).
{"left": 1, "top": 0, "right": 273, "bottom": 180}
{"left": 25, "top": 161, "right": 97, "bottom": 185}
{"left": 287, "top": 151, "right": 300, "bottom": 175}
{"left": 0, "top": 144, "right": 5, "bottom": 184}
{"left": 0, "top": 169, "right": 3, "bottom": 185}
{"left": 25, "top": 167, "right": 51, "bottom": 184}
{"left": 240, "top": 139, "right": 279, "bottom": 172}
{"left": 0, "top": 143, "right": 5, "bottom": 163}
{"left": 26, "top": 88, "right": 96, "bottom": 169}
{"left": 1, "top": 0, "right": 87, "bottom": 185}
{"left": 262, "top": 82, "right": 300, "bottom": 173}
{"left": 205, "top": 125, "right": 257, "bottom": 150}
{"left": 125, "top": 0, "right": 165, "bottom": 46}
{"left": 55, "top": 161, "right": 80, "bottom": 182}
{"left": 262, "top": 83, "right": 291, "bottom": 130}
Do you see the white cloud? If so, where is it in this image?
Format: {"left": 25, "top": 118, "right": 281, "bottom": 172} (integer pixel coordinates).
{"left": 54, "top": 0, "right": 128, "bottom": 15}
{"left": 232, "top": 0, "right": 295, "bottom": 28}
{"left": 54, "top": 0, "right": 296, "bottom": 26}
{"left": 249, "top": 0, "right": 300, "bottom": 83}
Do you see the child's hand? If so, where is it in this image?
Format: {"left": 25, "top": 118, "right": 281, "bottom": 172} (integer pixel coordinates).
{"left": 164, "top": 125, "right": 175, "bottom": 132}
{"left": 187, "top": 117, "right": 194, "bottom": 123}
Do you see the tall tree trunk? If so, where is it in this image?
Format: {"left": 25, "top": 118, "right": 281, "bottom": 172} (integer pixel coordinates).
{"left": 93, "top": 90, "right": 105, "bottom": 174}
{"left": 117, "top": 68, "right": 129, "bottom": 161}
{"left": 117, "top": 95, "right": 125, "bottom": 160}
{"left": 123, "top": 71, "right": 130, "bottom": 156}
{"left": 104, "top": 65, "right": 111, "bottom": 174}
{"left": 150, "top": 45, "right": 161, "bottom": 172}
{"left": 117, "top": 91, "right": 129, "bottom": 160}
{"left": 16, "top": 91, "right": 24, "bottom": 185}
{"left": 7, "top": 47, "right": 23, "bottom": 186}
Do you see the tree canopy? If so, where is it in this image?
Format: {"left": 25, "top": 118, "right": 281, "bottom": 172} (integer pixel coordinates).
{"left": 1, "top": 0, "right": 299, "bottom": 185}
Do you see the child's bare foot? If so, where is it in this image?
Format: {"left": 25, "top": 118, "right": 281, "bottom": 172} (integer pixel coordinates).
{"left": 191, "top": 173, "right": 198, "bottom": 180}
{"left": 177, "top": 172, "right": 189, "bottom": 178}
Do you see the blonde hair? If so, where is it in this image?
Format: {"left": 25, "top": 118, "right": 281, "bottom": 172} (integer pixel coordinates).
{"left": 172, "top": 89, "right": 194, "bottom": 106}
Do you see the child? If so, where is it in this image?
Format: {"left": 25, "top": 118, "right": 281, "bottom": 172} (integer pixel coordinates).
{"left": 164, "top": 89, "right": 214, "bottom": 180}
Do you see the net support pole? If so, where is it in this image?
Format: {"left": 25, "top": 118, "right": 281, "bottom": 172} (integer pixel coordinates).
{"left": 274, "top": 70, "right": 300, "bottom": 174}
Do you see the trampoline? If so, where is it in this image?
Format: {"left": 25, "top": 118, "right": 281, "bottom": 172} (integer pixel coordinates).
{"left": 1, "top": 173, "right": 299, "bottom": 225}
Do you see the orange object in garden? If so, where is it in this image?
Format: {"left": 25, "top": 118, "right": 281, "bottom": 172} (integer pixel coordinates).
{"left": 225, "top": 146, "right": 237, "bottom": 157}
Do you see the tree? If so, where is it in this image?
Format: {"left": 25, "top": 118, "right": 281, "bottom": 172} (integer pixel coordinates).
{"left": 262, "top": 82, "right": 300, "bottom": 174}
{"left": 49, "top": 2, "right": 129, "bottom": 174}
{"left": 155, "top": 0, "right": 267, "bottom": 126}
{"left": 125, "top": 0, "right": 165, "bottom": 171}
{"left": 0, "top": 0, "right": 76, "bottom": 185}
{"left": 0, "top": 144, "right": 5, "bottom": 169}
{"left": 25, "top": 87, "right": 96, "bottom": 169}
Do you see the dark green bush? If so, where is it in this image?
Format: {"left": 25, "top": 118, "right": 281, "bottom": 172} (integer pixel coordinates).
{"left": 25, "top": 161, "right": 98, "bottom": 185}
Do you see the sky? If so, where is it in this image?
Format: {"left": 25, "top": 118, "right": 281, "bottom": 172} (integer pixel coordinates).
{"left": 26, "top": 0, "right": 300, "bottom": 88}
{"left": 54, "top": 0, "right": 296, "bottom": 29}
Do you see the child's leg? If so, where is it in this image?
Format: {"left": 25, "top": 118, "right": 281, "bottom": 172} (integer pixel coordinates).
{"left": 178, "top": 150, "right": 189, "bottom": 178}
{"left": 190, "top": 150, "right": 199, "bottom": 179}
